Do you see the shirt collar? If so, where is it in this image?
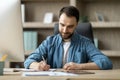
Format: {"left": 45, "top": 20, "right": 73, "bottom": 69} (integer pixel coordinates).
{"left": 57, "top": 31, "right": 80, "bottom": 44}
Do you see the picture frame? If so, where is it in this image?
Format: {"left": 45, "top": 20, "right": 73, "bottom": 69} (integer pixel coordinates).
{"left": 43, "top": 12, "right": 54, "bottom": 23}
{"left": 95, "top": 12, "right": 105, "bottom": 22}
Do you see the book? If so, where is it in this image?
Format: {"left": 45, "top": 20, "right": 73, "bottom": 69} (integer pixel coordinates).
{"left": 21, "top": 4, "right": 25, "bottom": 23}
{"left": 94, "top": 38, "right": 98, "bottom": 48}
{"left": 23, "top": 31, "right": 38, "bottom": 51}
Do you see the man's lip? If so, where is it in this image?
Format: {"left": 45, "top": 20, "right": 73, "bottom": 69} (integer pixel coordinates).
{"left": 63, "top": 34, "right": 69, "bottom": 35}
{"left": 63, "top": 33, "right": 69, "bottom": 35}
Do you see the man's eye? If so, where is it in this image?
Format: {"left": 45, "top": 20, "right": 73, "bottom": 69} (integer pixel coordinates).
{"left": 68, "top": 26, "right": 73, "bottom": 28}
{"left": 61, "top": 24, "right": 65, "bottom": 27}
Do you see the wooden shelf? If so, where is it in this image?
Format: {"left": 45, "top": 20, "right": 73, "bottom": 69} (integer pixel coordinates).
{"left": 23, "top": 22, "right": 56, "bottom": 29}
{"left": 21, "top": 0, "right": 69, "bottom": 2}
{"left": 82, "top": 0, "right": 118, "bottom": 2}
{"left": 101, "top": 50, "right": 120, "bottom": 57}
{"left": 23, "top": 22, "right": 120, "bottom": 29}
{"left": 25, "top": 50, "right": 120, "bottom": 57}
{"left": 91, "top": 22, "right": 120, "bottom": 28}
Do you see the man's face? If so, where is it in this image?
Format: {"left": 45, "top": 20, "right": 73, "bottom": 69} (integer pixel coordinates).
{"left": 59, "top": 13, "right": 78, "bottom": 40}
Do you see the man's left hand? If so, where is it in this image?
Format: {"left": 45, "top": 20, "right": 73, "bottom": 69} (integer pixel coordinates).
{"left": 63, "top": 62, "right": 79, "bottom": 70}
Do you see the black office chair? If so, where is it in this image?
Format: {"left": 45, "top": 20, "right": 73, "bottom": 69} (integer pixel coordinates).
{"left": 54, "top": 23, "right": 94, "bottom": 44}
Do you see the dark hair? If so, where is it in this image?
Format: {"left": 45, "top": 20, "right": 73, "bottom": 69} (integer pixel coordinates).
{"left": 59, "top": 6, "right": 79, "bottom": 22}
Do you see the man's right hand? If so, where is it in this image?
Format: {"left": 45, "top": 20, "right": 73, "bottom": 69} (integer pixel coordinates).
{"left": 29, "top": 61, "right": 50, "bottom": 71}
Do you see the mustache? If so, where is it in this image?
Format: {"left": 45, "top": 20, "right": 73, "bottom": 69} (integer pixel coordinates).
{"left": 62, "top": 32, "right": 70, "bottom": 34}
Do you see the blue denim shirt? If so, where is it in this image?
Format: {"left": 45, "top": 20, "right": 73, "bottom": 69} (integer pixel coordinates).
{"left": 24, "top": 32, "right": 113, "bottom": 70}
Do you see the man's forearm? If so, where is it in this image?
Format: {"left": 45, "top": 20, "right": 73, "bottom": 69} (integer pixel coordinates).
{"left": 77, "top": 62, "right": 100, "bottom": 70}
{"left": 63, "top": 62, "right": 100, "bottom": 70}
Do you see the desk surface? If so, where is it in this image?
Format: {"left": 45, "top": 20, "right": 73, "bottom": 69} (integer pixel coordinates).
{"left": 0, "top": 69, "right": 120, "bottom": 80}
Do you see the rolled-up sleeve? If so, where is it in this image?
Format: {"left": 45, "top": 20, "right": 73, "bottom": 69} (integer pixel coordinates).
{"left": 94, "top": 57, "right": 113, "bottom": 70}
{"left": 24, "top": 48, "right": 43, "bottom": 69}
{"left": 24, "top": 37, "right": 49, "bottom": 69}
{"left": 85, "top": 40, "right": 113, "bottom": 70}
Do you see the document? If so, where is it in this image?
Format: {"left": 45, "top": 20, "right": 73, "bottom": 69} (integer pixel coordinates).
{"left": 22, "top": 71, "right": 78, "bottom": 76}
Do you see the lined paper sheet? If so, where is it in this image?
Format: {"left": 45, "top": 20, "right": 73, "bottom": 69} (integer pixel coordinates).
{"left": 22, "top": 71, "right": 78, "bottom": 76}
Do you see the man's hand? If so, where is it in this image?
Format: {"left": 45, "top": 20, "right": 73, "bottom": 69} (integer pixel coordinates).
{"left": 63, "top": 62, "right": 79, "bottom": 70}
{"left": 29, "top": 61, "right": 50, "bottom": 71}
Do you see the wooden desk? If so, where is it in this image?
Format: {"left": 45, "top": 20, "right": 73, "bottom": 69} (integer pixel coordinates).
{"left": 0, "top": 69, "right": 120, "bottom": 80}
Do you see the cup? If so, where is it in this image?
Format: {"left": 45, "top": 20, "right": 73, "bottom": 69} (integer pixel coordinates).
{"left": 0, "top": 61, "right": 4, "bottom": 75}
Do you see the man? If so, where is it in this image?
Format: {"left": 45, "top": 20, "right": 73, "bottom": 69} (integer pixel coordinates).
{"left": 24, "top": 6, "right": 112, "bottom": 71}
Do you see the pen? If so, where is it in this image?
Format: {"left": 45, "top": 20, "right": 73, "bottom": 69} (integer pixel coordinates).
{"left": 42, "top": 56, "right": 46, "bottom": 62}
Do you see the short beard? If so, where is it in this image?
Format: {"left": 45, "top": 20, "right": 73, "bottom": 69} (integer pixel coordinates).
{"left": 60, "top": 33, "right": 73, "bottom": 40}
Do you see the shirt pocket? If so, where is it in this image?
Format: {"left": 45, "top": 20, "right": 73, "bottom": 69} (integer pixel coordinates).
{"left": 74, "top": 50, "right": 88, "bottom": 63}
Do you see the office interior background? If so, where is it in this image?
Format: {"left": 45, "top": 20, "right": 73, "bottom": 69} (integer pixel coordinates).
{"left": 8, "top": 0, "right": 120, "bottom": 69}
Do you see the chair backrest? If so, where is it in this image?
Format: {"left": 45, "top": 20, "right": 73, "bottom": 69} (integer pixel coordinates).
{"left": 54, "top": 23, "right": 94, "bottom": 44}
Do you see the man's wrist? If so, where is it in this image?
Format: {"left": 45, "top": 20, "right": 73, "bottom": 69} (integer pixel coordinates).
{"left": 76, "top": 63, "right": 84, "bottom": 70}
{"left": 29, "top": 62, "right": 39, "bottom": 69}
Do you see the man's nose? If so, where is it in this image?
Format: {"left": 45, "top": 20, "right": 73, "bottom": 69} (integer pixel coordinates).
{"left": 63, "top": 27, "right": 68, "bottom": 33}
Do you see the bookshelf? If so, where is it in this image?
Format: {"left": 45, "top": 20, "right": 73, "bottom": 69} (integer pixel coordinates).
{"left": 21, "top": 0, "right": 71, "bottom": 48}
{"left": 19, "top": 0, "right": 120, "bottom": 69}
{"left": 75, "top": 0, "right": 120, "bottom": 69}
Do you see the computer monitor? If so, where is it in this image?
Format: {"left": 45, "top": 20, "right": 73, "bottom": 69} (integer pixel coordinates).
{"left": 0, "top": 0, "right": 25, "bottom": 63}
